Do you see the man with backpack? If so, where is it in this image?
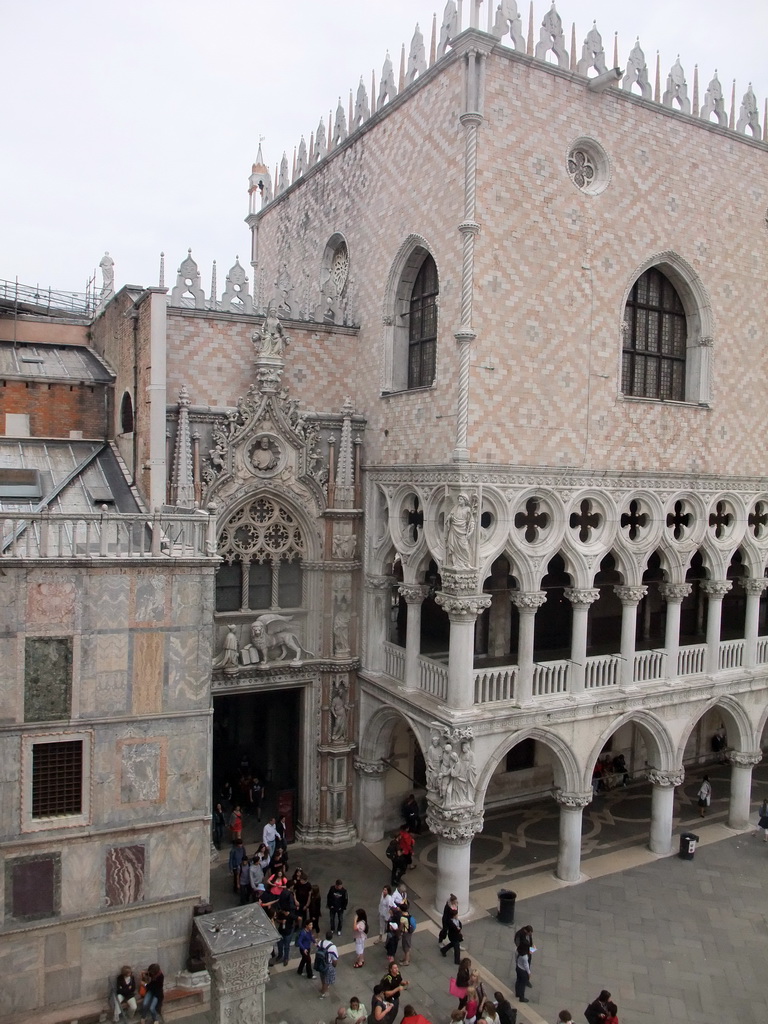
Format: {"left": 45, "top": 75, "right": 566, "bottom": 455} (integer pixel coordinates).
{"left": 314, "top": 930, "right": 339, "bottom": 998}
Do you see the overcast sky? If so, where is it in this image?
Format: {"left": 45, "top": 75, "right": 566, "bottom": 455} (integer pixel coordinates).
{"left": 2, "top": 0, "right": 765, "bottom": 296}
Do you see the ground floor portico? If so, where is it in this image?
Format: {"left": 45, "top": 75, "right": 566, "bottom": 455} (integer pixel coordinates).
{"left": 356, "top": 673, "right": 768, "bottom": 915}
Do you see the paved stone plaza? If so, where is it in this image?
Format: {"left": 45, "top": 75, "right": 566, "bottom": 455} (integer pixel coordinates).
{"left": 193, "top": 766, "right": 768, "bottom": 1024}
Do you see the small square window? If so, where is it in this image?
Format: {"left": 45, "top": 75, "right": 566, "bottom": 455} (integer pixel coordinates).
{"left": 21, "top": 732, "right": 91, "bottom": 833}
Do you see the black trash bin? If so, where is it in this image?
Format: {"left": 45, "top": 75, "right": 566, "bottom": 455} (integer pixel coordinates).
{"left": 497, "top": 889, "right": 516, "bottom": 924}
{"left": 679, "top": 831, "right": 699, "bottom": 860}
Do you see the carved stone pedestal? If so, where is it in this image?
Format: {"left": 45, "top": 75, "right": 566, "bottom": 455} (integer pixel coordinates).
{"left": 196, "top": 904, "right": 278, "bottom": 1024}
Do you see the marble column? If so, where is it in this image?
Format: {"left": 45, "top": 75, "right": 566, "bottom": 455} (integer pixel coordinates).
{"left": 614, "top": 586, "right": 647, "bottom": 688}
{"left": 197, "top": 904, "right": 277, "bottom": 1024}
{"left": 509, "top": 591, "right": 546, "bottom": 705}
{"left": 427, "top": 806, "right": 483, "bottom": 916}
{"left": 399, "top": 584, "right": 430, "bottom": 691}
{"left": 364, "top": 574, "right": 396, "bottom": 674}
{"left": 701, "top": 580, "right": 732, "bottom": 676}
{"left": 553, "top": 790, "right": 592, "bottom": 882}
{"left": 353, "top": 758, "right": 390, "bottom": 842}
{"left": 647, "top": 768, "right": 685, "bottom": 855}
{"left": 564, "top": 588, "right": 600, "bottom": 693}
{"left": 740, "top": 578, "right": 768, "bottom": 669}
{"left": 434, "top": 592, "right": 491, "bottom": 709}
{"left": 726, "top": 750, "right": 762, "bottom": 830}
{"left": 659, "top": 582, "right": 691, "bottom": 681}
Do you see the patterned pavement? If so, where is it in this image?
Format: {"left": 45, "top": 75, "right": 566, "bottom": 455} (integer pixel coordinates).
{"left": 194, "top": 763, "right": 768, "bottom": 1024}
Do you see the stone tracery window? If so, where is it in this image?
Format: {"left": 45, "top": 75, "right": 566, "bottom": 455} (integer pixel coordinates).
{"left": 215, "top": 497, "right": 304, "bottom": 612}
{"left": 407, "top": 254, "right": 438, "bottom": 389}
{"left": 622, "top": 268, "right": 687, "bottom": 401}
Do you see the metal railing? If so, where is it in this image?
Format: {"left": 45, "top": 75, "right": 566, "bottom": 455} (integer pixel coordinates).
{"left": 0, "top": 277, "right": 100, "bottom": 318}
{"left": 0, "top": 509, "right": 218, "bottom": 560}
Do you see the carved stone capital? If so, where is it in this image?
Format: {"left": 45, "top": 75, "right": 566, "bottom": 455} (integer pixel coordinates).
{"left": 459, "top": 111, "right": 483, "bottom": 128}
{"left": 440, "top": 568, "right": 481, "bottom": 594}
{"left": 453, "top": 328, "right": 477, "bottom": 344}
{"left": 510, "top": 590, "right": 547, "bottom": 610}
{"left": 426, "top": 805, "right": 483, "bottom": 843}
{"left": 647, "top": 767, "right": 685, "bottom": 787}
{"left": 700, "top": 579, "right": 732, "bottom": 600}
{"left": 658, "top": 582, "right": 692, "bottom": 602}
{"left": 353, "top": 758, "right": 389, "bottom": 777}
{"left": 398, "top": 584, "right": 431, "bottom": 605}
{"left": 726, "top": 749, "right": 762, "bottom": 768}
{"left": 435, "top": 592, "right": 492, "bottom": 619}
{"left": 564, "top": 587, "right": 600, "bottom": 606}
{"left": 553, "top": 790, "right": 592, "bottom": 809}
{"left": 457, "top": 220, "right": 481, "bottom": 236}
{"left": 382, "top": 314, "right": 394, "bottom": 327}
{"left": 739, "top": 578, "right": 768, "bottom": 598}
{"left": 614, "top": 585, "right": 648, "bottom": 605}
{"left": 365, "top": 574, "right": 396, "bottom": 591}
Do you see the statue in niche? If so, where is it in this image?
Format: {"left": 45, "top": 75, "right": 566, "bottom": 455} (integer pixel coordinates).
{"left": 256, "top": 308, "right": 288, "bottom": 358}
{"left": 446, "top": 739, "right": 477, "bottom": 807}
{"left": 445, "top": 493, "right": 477, "bottom": 570}
{"left": 333, "top": 608, "right": 351, "bottom": 655}
{"left": 426, "top": 731, "right": 443, "bottom": 793}
{"left": 241, "top": 613, "right": 306, "bottom": 665}
{"left": 437, "top": 742, "right": 458, "bottom": 800}
{"left": 252, "top": 436, "right": 279, "bottom": 472}
{"left": 330, "top": 682, "right": 349, "bottom": 742}
{"left": 212, "top": 624, "right": 240, "bottom": 671}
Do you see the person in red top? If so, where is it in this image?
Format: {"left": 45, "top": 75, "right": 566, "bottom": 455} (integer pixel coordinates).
{"left": 401, "top": 1005, "right": 432, "bottom": 1024}
{"left": 397, "top": 828, "right": 415, "bottom": 871}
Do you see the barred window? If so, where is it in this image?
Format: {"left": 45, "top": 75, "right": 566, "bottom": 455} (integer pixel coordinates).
{"left": 407, "top": 255, "right": 438, "bottom": 390}
{"left": 622, "top": 268, "right": 687, "bottom": 401}
{"left": 32, "top": 741, "right": 83, "bottom": 818}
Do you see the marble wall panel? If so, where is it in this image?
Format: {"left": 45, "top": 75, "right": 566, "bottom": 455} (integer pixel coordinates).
{"left": 172, "top": 574, "right": 205, "bottom": 626}
{"left": 118, "top": 739, "right": 167, "bottom": 806}
{"left": 82, "top": 571, "right": 130, "bottom": 630}
{"left": 167, "top": 631, "right": 210, "bottom": 708}
{"left": 60, "top": 844, "right": 101, "bottom": 916}
{"left": 44, "top": 965, "right": 81, "bottom": 1008}
{"left": 165, "top": 720, "right": 209, "bottom": 813}
{"left": 149, "top": 823, "right": 207, "bottom": 899}
{"left": 0, "top": 568, "right": 21, "bottom": 634}
{"left": 105, "top": 844, "right": 146, "bottom": 906}
{"left": 80, "top": 919, "right": 158, "bottom": 988}
{"left": 0, "top": 970, "right": 40, "bottom": 1018}
{"left": 24, "top": 637, "right": 72, "bottom": 722}
{"left": 131, "top": 633, "right": 165, "bottom": 715}
{"left": 0, "top": 636, "right": 20, "bottom": 721}
{"left": 44, "top": 929, "right": 67, "bottom": 967}
{"left": 4, "top": 853, "right": 60, "bottom": 921}
{"left": 25, "top": 573, "right": 78, "bottom": 631}
{"left": 132, "top": 574, "right": 167, "bottom": 625}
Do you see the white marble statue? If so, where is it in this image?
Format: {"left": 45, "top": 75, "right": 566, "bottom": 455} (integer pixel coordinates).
{"left": 445, "top": 493, "right": 477, "bottom": 569}
{"left": 330, "top": 683, "right": 349, "bottom": 742}
{"left": 426, "top": 731, "right": 443, "bottom": 793}
{"left": 212, "top": 624, "right": 240, "bottom": 670}
{"left": 252, "top": 437, "right": 278, "bottom": 471}
{"left": 447, "top": 739, "right": 477, "bottom": 807}
{"left": 241, "top": 613, "right": 304, "bottom": 665}
{"left": 100, "top": 251, "right": 115, "bottom": 297}
{"left": 256, "top": 308, "right": 288, "bottom": 358}
{"left": 437, "top": 742, "right": 458, "bottom": 800}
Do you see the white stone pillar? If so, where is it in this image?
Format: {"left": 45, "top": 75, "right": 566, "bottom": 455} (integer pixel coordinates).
{"left": 647, "top": 768, "right": 684, "bottom": 855}
{"left": 399, "top": 584, "right": 430, "bottom": 691}
{"left": 727, "top": 750, "right": 762, "bottom": 829}
{"left": 740, "top": 578, "right": 768, "bottom": 669}
{"left": 353, "top": 759, "right": 390, "bottom": 842}
{"left": 364, "top": 574, "right": 396, "bottom": 674}
{"left": 197, "top": 904, "right": 276, "bottom": 1024}
{"left": 614, "top": 586, "right": 647, "bottom": 688}
{"left": 701, "top": 580, "right": 732, "bottom": 675}
{"left": 564, "top": 588, "right": 600, "bottom": 693}
{"left": 427, "top": 808, "right": 483, "bottom": 917}
{"left": 435, "top": 593, "right": 491, "bottom": 709}
{"left": 553, "top": 791, "right": 592, "bottom": 882}
{"left": 510, "top": 591, "right": 546, "bottom": 705}
{"left": 659, "top": 582, "right": 691, "bottom": 681}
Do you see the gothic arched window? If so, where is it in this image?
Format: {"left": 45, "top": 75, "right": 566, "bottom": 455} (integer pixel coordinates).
{"left": 407, "top": 255, "right": 439, "bottom": 390}
{"left": 120, "top": 391, "right": 134, "bottom": 434}
{"left": 622, "top": 268, "right": 687, "bottom": 401}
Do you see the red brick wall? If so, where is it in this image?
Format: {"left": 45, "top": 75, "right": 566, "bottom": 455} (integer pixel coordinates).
{"left": 0, "top": 378, "right": 110, "bottom": 438}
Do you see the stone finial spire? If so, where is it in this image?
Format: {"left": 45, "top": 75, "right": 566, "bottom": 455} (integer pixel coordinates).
{"left": 613, "top": 32, "right": 618, "bottom": 68}
{"left": 328, "top": 111, "right": 333, "bottom": 151}
{"left": 527, "top": 1, "right": 534, "bottom": 55}
{"left": 407, "top": 23, "right": 427, "bottom": 84}
{"left": 729, "top": 79, "right": 736, "bottom": 129}
{"left": 171, "top": 385, "right": 195, "bottom": 507}
{"left": 399, "top": 43, "right": 406, "bottom": 91}
{"left": 278, "top": 153, "right": 289, "bottom": 193}
{"left": 159, "top": 251, "right": 165, "bottom": 288}
{"left": 654, "top": 51, "right": 660, "bottom": 102}
{"left": 309, "top": 132, "right": 315, "bottom": 164}
{"left": 378, "top": 51, "right": 397, "bottom": 109}
{"left": 430, "top": 12, "right": 437, "bottom": 65}
{"left": 570, "top": 23, "right": 576, "bottom": 71}
{"left": 353, "top": 79, "right": 370, "bottom": 128}
{"left": 334, "top": 397, "right": 356, "bottom": 507}
{"left": 348, "top": 89, "right": 353, "bottom": 131}
{"left": 737, "top": 83, "right": 761, "bottom": 137}
{"left": 692, "top": 65, "right": 699, "bottom": 114}
{"left": 291, "top": 146, "right": 297, "bottom": 181}
{"left": 315, "top": 118, "right": 327, "bottom": 162}
{"left": 296, "top": 136, "right": 308, "bottom": 178}
{"left": 333, "top": 98, "right": 348, "bottom": 146}
{"left": 210, "top": 260, "right": 217, "bottom": 310}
